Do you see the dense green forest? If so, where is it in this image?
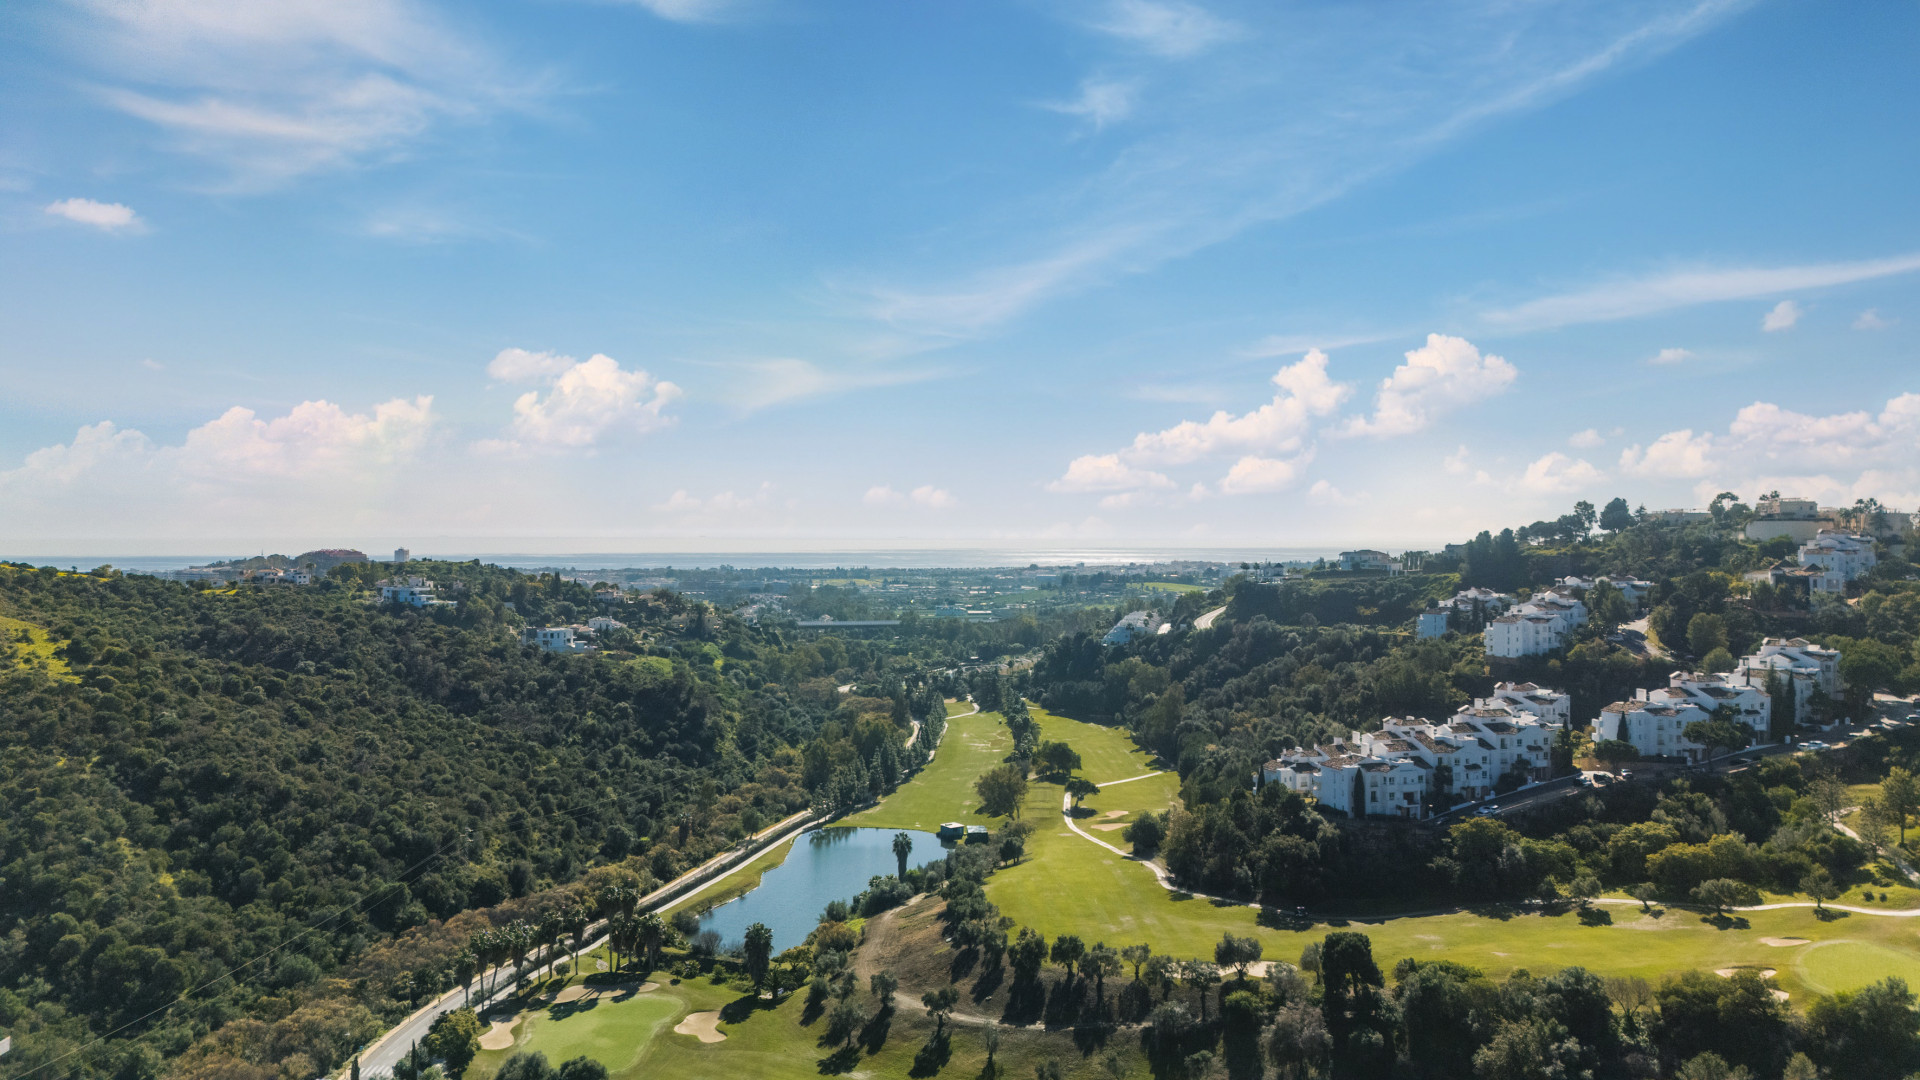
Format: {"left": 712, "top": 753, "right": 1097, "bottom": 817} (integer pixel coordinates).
{"left": 0, "top": 562, "right": 976, "bottom": 1080}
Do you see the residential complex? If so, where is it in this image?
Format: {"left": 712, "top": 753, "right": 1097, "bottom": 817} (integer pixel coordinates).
{"left": 1484, "top": 585, "right": 1588, "bottom": 658}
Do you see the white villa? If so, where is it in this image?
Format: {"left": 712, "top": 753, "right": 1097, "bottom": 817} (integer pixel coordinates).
{"left": 1258, "top": 688, "right": 1562, "bottom": 815}
{"left": 380, "top": 576, "right": 450, "bottom": 607}
{"left": 1103, "top": 611, "right": 1164, "bottom": 645}
{"left": 1733, "top": 637, "right": 1842, "bottom": 724}
{"left": 522, "top": 626, "right": 594, "bottom": 653}
{"left": 587, "top": 616, "right": 627, "bottom": 634}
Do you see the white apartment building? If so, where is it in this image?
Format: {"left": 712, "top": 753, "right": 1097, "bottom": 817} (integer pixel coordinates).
{"left": 1258, "top": 690, "right": 1561, "bottom": 813}
{"left": 1484, "top": 586, "right": 1588, "bottom": 658}
{"left": 1414, "top": 611, "right": 1449, "bottom": 639}
{"left": 1589, "top": 668, "right": 1779, "bottom": 761}
{"left": 1488, "top": 681, "right": 1572, "bottom": 728}
{"left": 587, "top": 616, "right": 627, "bottom": 633}
{"left": 1733, "top": 638, "right": 1842, "bottom": 724}
{"left": 1445, "top": 587, "right": 1514, "bottom": 614}
{"left": 1339, "top": 550, "right": 1395, "bottom": 573}
{"left": 1103, "top": 611, "right": 1163, "bottom": 645}
{"left": 1797, "top": 533, "right": 1877, "bottom": 595}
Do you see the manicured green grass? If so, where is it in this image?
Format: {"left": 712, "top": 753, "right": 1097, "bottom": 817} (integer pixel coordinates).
{"left": 1794, "top": 938, "right": 1920, "bottom": 995}
{"left": 943, "top": 699, "right": 976, "bottom": 717}
{"left": 1081, "top": 771, "right": 1181, "bottom": 825}
{"left": 1029, "top": 706, "right": 1157, "bottom": 783}
{"left": 491, "top": 989, "right": 681, "bottom": 1073}
{"left": 661, "top": 836, "right": 799, "bottom": 915}
{"left": 1141, "top": 581, "right": 1206, "bottom": 593}
{"left": 847, "top": 710, "right": 1011, "bottom": 833}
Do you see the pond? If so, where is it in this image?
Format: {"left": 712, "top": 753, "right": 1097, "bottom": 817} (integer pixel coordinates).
{"left": 696, "top": 826, "right": 945, "bottom": 952}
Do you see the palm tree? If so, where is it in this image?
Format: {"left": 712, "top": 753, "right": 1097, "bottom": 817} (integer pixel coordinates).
{"left": 508, "top": 921, "right": 533, "bottom": 987}
{"left": 537, "top": 911, "right": 563, "bottom": 979}
{"left": 635, "top": 911, "right": 666, "bottom": 970}
{"left": 892, "top": 832, "right": 913, "bottom": 880}
{"left": 565, "top": 904, "right": 592, "bottom": 976}
{"left": 454, "top": 949, "right": 478, "bottom": 1007}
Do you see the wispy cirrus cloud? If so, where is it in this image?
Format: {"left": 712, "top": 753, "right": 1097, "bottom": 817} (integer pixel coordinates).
{"left": 57, "top": 0, "right": 544, "bottom": 187}
{"left": 856, "top": 1, "right": 1745, "bottom": 340}
{"left": 1484, "top": 251, "right": 1920, "bottom": 331}
{"left": 1042, "top": 78, "right": 1137, "bottom": 131}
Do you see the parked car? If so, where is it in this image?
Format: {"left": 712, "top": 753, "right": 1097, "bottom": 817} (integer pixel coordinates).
{"left": 1619, "top": 769, "right": 1635, "bottom": 781}
{"left": 1474, "top": 804, "right": 1500, "bottom": 817}
{"left": 1802, "top": 740, "right": 1829, "bottom": 751}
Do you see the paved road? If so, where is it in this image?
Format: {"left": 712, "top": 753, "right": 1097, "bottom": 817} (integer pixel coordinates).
{"left": 353, "top": 809, "right": 819, "bottom": 1078}
{"left": 1194, "top": 605, "right": 1227, "bottom": 630}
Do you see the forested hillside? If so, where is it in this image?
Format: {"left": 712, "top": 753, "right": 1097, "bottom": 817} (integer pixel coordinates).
{"left": 0, "top": 563, "right": 949, "bottom": 1080}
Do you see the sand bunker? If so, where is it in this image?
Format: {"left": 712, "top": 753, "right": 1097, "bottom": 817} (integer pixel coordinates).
{"left": 1102, "top": 810, "right": 1127, "bottom": 819}
{"left": 553, "top": 984, "right": 592, "bottom": 1003}
{"left": 478, "top": 1018, "right": 519, "bottom": 1051}
{"left": 1762, "top": 937, "right": 1810, "bottom": 947}
{"left": 674, "top": 1011, "right": 726, "bottom": 1043}
{"left": 1715, "top": 968, "right": 1777, "bottom": 979}
{"left": 1093, "top": 823, "right": 1129, "bottom": 831}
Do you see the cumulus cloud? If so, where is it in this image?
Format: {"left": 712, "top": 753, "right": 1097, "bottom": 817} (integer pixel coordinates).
{"left": 1048, "top": 453, "right": 1174, "bottom": 494}
{"left": 865, "top": 484, "right": 956, "bottom": 509}
{"left": 1568, "top": 428, "right": 1604, "bottom": 449}
{"left": 1619, "top": 392, "right": 1920, "bottom": 506}
{"left": 1043, "top": 78, "right": 1136, "bottom": 130}
{"left": 45, "top": 198, "right": 142, "bottom": 231}
{"left": 1761, "top": 300, "right": 1802, "bottom": 332}
{"left": 1649, "top": 347, "right": 1692, "bottom": 365}
{"left": 1855, "top": 308, "right": 1893, "bottom": 330}
{"left": 1218, "top": 453, "right": 1309, "bottom": 495}
{"left": 1517, "top": 452, "right": 1602, "bottom": 494}
{"left": 1341, "top": 334, "right": 1517, "bottom": 437}
{"left": 1618, "top": 429, "right": 1715, "bottom": 478}
{"left": 0, "top": 396, "right": 435, "bottom": 538}
{"left": 1308, "top": 479, "right": 1359, "bottom": 505}
{"left": 1090, "top": 0, "right": 1237, "bottom": 58}
{"left": 484, "top": 350, "right": 680, "bottom": 450}
{"left": 1051, "top": 349, "right": 1348, "bottom": 501}
{"left": 1444, "top": 445, "right": 1472, "bottom": 475}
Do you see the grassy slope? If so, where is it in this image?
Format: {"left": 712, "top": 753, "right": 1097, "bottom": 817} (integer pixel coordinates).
{"left": 660, "top": 836, "right": 800, "bottom": 915}
{"left": 847, "top": 710, "right": 1011, "bottom": 834}
{"left": 0, "top": 614, "right": 76, "bottom": 681}
{"left": 984, "top": 710, "right": 1920, "bottom": 1001}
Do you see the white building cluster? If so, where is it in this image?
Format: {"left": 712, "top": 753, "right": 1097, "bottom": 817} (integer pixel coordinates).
{"left": 1796, "top": 533, "right": 1877, "bottom": 597}
{"left": 1103, "top": 611, "right": 1167, "bottom": 645}
{"left": 379, "top": 576, "right": 452, "bottom": 608}
{"left": 1589, "top": 638, "right": 1843, "bottom": 761}
{"left": 521, "top": 617, "right": 628, "bottom": 653}
{"left": 1484, "top": 585, "right": 1588, "bottom": 659}
{"left": 1257, "top": 683, "right": 1565, "bottom": 817}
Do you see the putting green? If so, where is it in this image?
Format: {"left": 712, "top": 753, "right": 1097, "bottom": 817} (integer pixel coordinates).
{"left": 491, "top": 991, "right": 681, "bottom": 1073}
{"left": 1794, "top": 939, "right": 1920, "bottom": 996}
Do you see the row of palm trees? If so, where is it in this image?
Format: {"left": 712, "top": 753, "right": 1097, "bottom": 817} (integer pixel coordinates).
{"left": 452, "top": 879, "right": 673, "bottom": 1007}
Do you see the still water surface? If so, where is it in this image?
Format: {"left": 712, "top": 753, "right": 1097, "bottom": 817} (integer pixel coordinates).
{"left": 697, "top": 826, "right": 945, "bottom": 952}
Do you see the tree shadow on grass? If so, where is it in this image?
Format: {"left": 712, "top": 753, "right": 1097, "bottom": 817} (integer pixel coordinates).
{"left": 860, "top": 1007, "right": 893, "bottom": 1054}
{"left": 1578, "top": 907, "right": 1613, "bottom": 927}
{"left": 908, "top": 1032, "right": 951, "bottom": 1078}
{"left": 1814, "top": 907, "right": 1850, "bottom": 922}
{"left": 817, "top": 1045, "right": 862, "bottom": 1075}
{"left": 1071, "top": 1022, "right": 1112, "bottom": 1056}
{"left": 546, "top": 998, "right": 602, "bottom": 1021}
{"left": 1702, "top": 914, "right": 1752, "bottom": 931}
{"left": 949, "top": 946, "right": 978, "bottom": 983}
{"left": 1004, "top": 976, "right": 1046, "bottom": 1027}
{"left": 971, "top": 960, "right": 1004, "bottom": 1004}
{"left": 719, "top": 992, "right": 767, "bottom": 1024}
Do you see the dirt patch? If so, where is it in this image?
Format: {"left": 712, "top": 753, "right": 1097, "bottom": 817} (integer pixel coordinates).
{"left": 1715, "top": 968, "right": 1777, "bottom": 979}
{"left": 1762, "top": 937, "right": 1810, "bottom": 947}
{"left": 595, "top": 959, "right": 608, "bottom": 971}
{"left": 673, "top": 1011, "right": 725, "bottom": 1042}
{"left": 1093, "top": 823, "right": 1129, "bottom": 832}
{"left": 478, "top": 1018, "right": 519, "bottom": 1051}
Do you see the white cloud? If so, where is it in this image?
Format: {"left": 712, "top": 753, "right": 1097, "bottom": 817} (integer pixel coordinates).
{"left": 1761, "top": 299, "right": 1802, "bottom": 332}
{"left": 62, "top": 0, "right": 536, "bottom": 185}
{"left": 1517, "top": 452, "right": 1602, "bottom": 494}
{"left": 44, "top": 198, "right": 142, "bottom": 231}
{"left": 1123, "top": 350, "right": 1348, "bottom": 465}
{"left": 487, "top": 347, "right": 578, "bottom": 381}
{"left": 714, "top": 357, "right": 943, "bottom": 411}
{"left": 864, "top": 484, "right": 956, "bottom": 509}
{"left": 1308, "top": 479, "right": 1359, "bottom": 505}
{"left": 0, "top": 396, "right": 435, "bottom": 537}
{"left": 1042, "top": 78, "right": 1136, "bottom": 130}
{"left": 1218, "top": 454, "right": 1306, "bottom": 495}
{"left": 1444, "top": 445, "right": 1472, "bottom": 475}
{"left": 483, "top": 351, "right": 680, "bottom": 450}
{"left": 1649, "top": 347, "right": 1693, "bottom": 365}
{"left": 1091, "top": 0, "right": 1237, "bottom": 58}
{"left": 1484, "top": 252, "right": 1920, "bottom": 331}
{"left": 1341, "top": 334, "right": 1517, "bottom": 437}
{"left": 1854, "top": 308, "right": 1893, "bottom": 330}
{"left": 655, "top": 483, "right": 774, "bottom": 515}
{"left": 140, "top": 358, "right": 164, "bottom": 371}
{"left": 1618, "top": 429, "right": 1715, "bottom": 478}
{"left": 614, "top": 0, "right": 734, "bottom": 22}
{"left": 1048, "top": 453, "right": 1175, "bottom": 494}
{"left": 1568, "top": 428, "right": 1604, "bottom": 449}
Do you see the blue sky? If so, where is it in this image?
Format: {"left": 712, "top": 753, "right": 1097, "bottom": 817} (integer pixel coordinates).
{"left": 2, "top": 0, "right": 1917, "bottom": 554}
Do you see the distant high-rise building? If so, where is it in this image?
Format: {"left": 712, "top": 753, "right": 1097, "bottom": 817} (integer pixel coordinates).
{"left": 393, "top": 547, "right": 411, "bottom": 563}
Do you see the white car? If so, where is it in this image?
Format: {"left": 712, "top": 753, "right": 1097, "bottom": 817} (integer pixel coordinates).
{"left": 1802, "top": 740, "right": 1829, "bottom": 751}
